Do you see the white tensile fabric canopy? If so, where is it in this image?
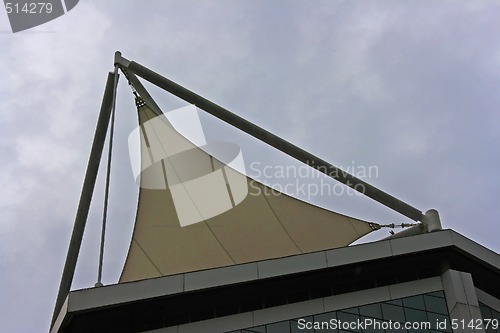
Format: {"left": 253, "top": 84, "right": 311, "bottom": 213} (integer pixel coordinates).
{"left": 120, "top": 103, "right": 378, "bottom": 283}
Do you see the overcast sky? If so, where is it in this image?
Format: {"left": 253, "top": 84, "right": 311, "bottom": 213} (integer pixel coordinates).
{"left": 1, "top": 1, "right": 499, "bottom": 332}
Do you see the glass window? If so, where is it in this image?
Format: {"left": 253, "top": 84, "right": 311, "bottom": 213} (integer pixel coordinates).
{"left": 314, "top": 311, "right": 337, "bottom": 322}
{"left": 385, "top": 328, "right": 407, "bottom": 333}
{"left": 480, "top": 302, "right": 493, "bottom": 319}
{"left": 427, "top": 313, "right": 451, "bottom": 333}
{"left": 424, "top": 295, "right": 448, "bottom": 315}
{"left": 359, "top": 303, "right": 383, "bottom": 319}
{"left": 343, "top": 307, "right": 359, "bottom": 315}
{"left": 478, "top": 303, "right": 500, "bottom": 333}
{"left": 266, "top": 320, "right": 290, "bottom": 333}
{"left": 314, "top": 312, "right": 337, "bottom": 333}
{"left": 360, "top": 326, "right": 380, "bottom": 333}
{"left": 314, "top": 311, "right": 337, "bottom": 321}
{"left": 235, "top": 292, "right": 455, "bottom": 333}
{"left": 493, "top": 308, "right": 500, "bottom": 321}
{"left": 337, "top": 311, "right": 361, "bottom": 332}
{"left": 485, "top": 324, "right": 497, "bottom": 333}
{"left": 405, "top": 307, "right": 428, "bottom": 322}
{"left": 291, "top": 317, "right": 314, "bottom": 333}
{"left": 409, "top": 327, "right": 431, "bottom": 333}
{"left": 403, "top": 295, "right": 426, "bottom": 311}
{"left": 314, "top": 322, "right": 337, "bottom": 333}
{"left": 381, "top": 303, "right": 405, "bottom": 323}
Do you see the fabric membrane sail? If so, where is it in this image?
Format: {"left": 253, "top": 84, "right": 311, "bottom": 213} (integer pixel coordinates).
{"left": 120, "top": 101, "right": 379, "bottom": 283}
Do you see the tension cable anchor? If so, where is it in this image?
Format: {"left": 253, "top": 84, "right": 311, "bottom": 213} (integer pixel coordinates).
{"left": 379, "top": 223, "right": 418, "bottom": 229}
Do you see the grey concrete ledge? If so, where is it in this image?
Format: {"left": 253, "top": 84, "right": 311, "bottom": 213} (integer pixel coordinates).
{"left": 66, "top": 229, "right": 498, "bottom": 315}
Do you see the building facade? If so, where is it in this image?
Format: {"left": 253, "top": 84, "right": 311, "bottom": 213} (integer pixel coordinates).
{"left": 51, "top": 229, "right": 500, "bottom": 333}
